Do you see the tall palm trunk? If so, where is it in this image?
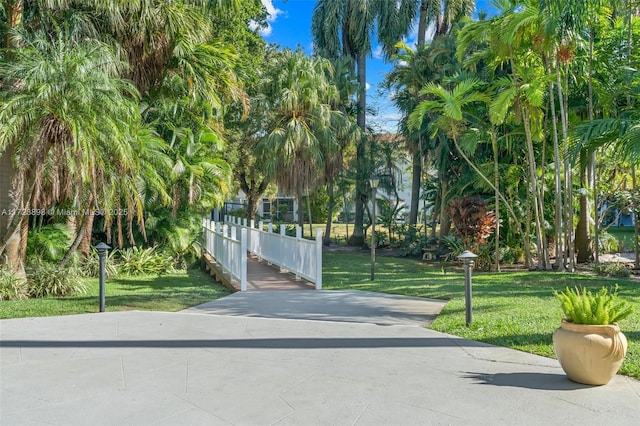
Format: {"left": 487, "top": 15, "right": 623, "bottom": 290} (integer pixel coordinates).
{"left": 491, "top": 131, "right": 500, "bottom": 272}
{"left": 633, "top": 164, "right": 639, "bottom": 269}
{"left": 408, "top": 1, "right": 429, "bottom": 226}
{"left": 522, "top": 108, "right": 546, "bottom": 270}
{"left": 78, "top": 212, "right": 95, "bottom": 257}
{"left": 0, "top": 146, "right": 24, "bottom": 276}
{"left": 349, "top": 52, "right": 367, "bottom": 246}
{"left": 576, "top": 34, "right": 594, "bottom": 264}
{"left": 408, "top": 148, "right": 422, "bottom": 225}
{"left": 3, "top": 0, "right": 22, "bottom": 49}
{"left": 557, "top": 64, "right": 574, "bottom": 271}
{"left": 324, "top": 180, "right": 335, "bottom": 245}
{"left": 438, "top": 176, "right": 449, "bottom": 238}
{"left": 547, "top": 72, "right": 565, "bottom": 271}
{"left": 296, "top": 181, "right": 304, "bottom": 229}
{"left": 0, "top": 1, "right": 24, "bottom": 275}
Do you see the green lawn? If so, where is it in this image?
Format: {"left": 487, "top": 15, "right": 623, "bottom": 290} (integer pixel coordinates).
{"left": 3, "top": 252, "right": 639, "bottom": 380}
{"left": 0, "top": 268, "right": 230, "bottom": 319}
{"left": 606, "top": 226, "right": 638, "bottom": 252}
{"left": 322, "top": 252, "right": 640, "bottom": 380}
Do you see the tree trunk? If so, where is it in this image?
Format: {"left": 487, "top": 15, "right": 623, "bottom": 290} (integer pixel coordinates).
{"left": 547, "top": 72, "right": 565, "bottom": 271}
{"left": 408, "top": 147, "right": 422, "bottom": 226}
{"left": 438, "top": 176, "right": 450, "bottom": 238}
{"left": 3, "top": 1, "right": 23, "bottom": 49}
{"left": 522, "top": 110, "right": 546, "bottom": 270}
{"left": 588, "top": 27, "right": 599, "bottom": 265}
{"left": 633, "top": 164, "right": 639, "bottom": 269}
{"left": 324, "top": 181, "right": 335, "bottom": 246}
{"left": 417, "top": 0, "right": 428, "bottom": 46}
{"left": 0, "top": 2, "right": 24, "bottom": 276}
{"left": 296, "top": 183, "right": 304, "bottom": 229}
{"left": 557, "top": 64, "right": 574, "bottom": 271}
{"left": 78, "top": 212, "right": 95, "bottom": 257}
{"left": 575, "top": 175, "right": 591, "bottom": 263}
{"left": 348, "top": 52, "right": 367, "bottom": 246}
{"left": 0, "top": 147, "right": 24, "bottom": 275}
{"left": 60, "top": 209, "right": 93, "bottom": 268}
{"left": 524, "top": 197, "right": 532, "bottom": 269}
{"left": 491, "top": 132, "right": 500, "bottom": 272}
{"left": 306, "top": 191, "right": 313, "bottom": 237}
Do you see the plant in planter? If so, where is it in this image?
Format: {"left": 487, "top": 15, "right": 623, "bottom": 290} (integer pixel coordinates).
{"left": 553, "top": 285, "right": 634, "bottom": 385}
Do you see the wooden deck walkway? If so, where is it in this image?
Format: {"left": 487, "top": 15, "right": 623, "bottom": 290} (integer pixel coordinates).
{"left": 203, "top": 253, "right": 316, "bottom": 292}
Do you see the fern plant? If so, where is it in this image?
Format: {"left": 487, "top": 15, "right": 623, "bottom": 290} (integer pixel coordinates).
{"left": 554, "top": 285, "right": 634, "bottom": 325}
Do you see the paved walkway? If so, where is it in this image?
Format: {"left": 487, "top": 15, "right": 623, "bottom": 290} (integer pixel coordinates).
{"left": 205, "top": 254, "right": 316, "bottom": 291}
{"left": 182, "top": 290, "right": 446, "bottom": 326}
{"left": 2, "top": 291, "right": 640, "bottom": 425}
{"left": 244, "top": 256, "right": 315, "bottom": 291}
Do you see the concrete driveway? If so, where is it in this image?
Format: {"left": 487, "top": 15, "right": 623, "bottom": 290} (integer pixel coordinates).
{"left": 2, "top": 290, "right": 640, "bottom": 425}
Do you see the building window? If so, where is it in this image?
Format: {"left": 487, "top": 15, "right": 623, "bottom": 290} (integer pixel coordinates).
{"left": 262, "top": 198, "right": 271, "bottom": 219}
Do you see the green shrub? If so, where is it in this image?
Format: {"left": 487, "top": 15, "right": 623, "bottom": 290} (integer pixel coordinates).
{"left": 0, "top": 267, "right": 28, "bottom": 300}
{"left": 592, "top": 262, "right": 632, "bottom": 278}
{"left": 80, "top": 248, "right": 119, "bottom": 278}
{"left": 554, "top": 285, "right": 634, "bottom": 325}
{"left": 598, "top": 231, "right": 620, "bottom": 254}
{"left": 118, "top": 246, "right": 175, "bottom": 276}
{"left": 26, "top": 223, "right": 72, "bottom": 262}
{"left": 26, "top": 260, "right": 87, "bottom": 298}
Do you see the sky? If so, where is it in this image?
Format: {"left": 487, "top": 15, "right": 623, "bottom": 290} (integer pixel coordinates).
{"left": 258, "top": 0, "right": 495, "bottom": 133}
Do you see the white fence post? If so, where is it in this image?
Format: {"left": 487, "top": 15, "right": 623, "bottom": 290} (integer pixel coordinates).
{"left": 315, "top": 228, "right": 323, "bottom": 290}
{"left": 222, "top": 224, "right": 228, "bottom": 275}
{"left": 240, "top": 228, "right": 247, "bottom": 291}
{"left": 250, "top": 219, "right": 255, "bottom": 229}
{"left": 280, "top": 224, "right": 286, "bottom": 272}
{"left": 295, "top": 226, "right": 301, "bottom": 280}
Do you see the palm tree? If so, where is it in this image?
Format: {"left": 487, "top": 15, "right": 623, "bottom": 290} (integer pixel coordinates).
{"left": 1, "top": 0, "right": 245, "bottom": 271}
{"left": 0, "top": 31, "right": 140, "bottom": 273}
{"left": 408, "top": 77, "right": 523, "bottom": 243}
{"left": 255, "top": 50, "right": 348, "bottom": 229}
{"left": 312, "top": 0, "right": 421, "bottom": 245}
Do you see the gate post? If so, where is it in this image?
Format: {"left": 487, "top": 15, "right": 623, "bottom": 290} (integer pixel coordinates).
{"left": 240, "top": 228, "right": 247, "bottom": 291}
{"left": 315, "top": 228, "right": 322, "bottom": 290}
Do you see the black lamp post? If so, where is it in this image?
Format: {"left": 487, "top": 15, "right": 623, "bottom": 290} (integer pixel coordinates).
{"left": 457, "top": 250, "right": 478, "bottom": 326}
{"left": 369, "top": 174, "right": 379, "bottom": 281}
{"left": 95, "top": 242, "right": 111, "bottom": 312}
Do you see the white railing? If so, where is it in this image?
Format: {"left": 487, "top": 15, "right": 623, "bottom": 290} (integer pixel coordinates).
{"left": 202, "top": 219, "right": 247, "bottom": 291}
{"left": 222, "top": 216, "right": 323, "bottom": 290}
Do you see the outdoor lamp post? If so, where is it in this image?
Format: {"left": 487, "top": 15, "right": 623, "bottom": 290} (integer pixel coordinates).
{"left": 457, "top": 250, "right": 478, "bottom": 326}
{"left": 369, "top": 174, "right": 379, "bottom": 281}
{"left": 95, "top": 242, "right": 111, "bottom": 312}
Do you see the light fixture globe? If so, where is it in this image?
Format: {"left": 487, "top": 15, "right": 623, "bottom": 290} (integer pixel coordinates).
{"left": 369, "top": 174, "right": 380, "bottom": 189}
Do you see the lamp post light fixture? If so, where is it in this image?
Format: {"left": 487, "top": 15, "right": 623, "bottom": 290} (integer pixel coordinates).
{"left": 95, "top": 242, "right": 111, "bottom": 313}
{"left": 457, "top": 250, "right": 478, "bottom": 326}
{"left": 369, "top": 174, "right": 380, "bottom": 281}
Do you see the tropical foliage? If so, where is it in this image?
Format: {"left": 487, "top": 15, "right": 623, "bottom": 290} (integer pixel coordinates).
{"left": 555, "top": 286, "right": 635, "bottom": 325}
{"left": 1, "top": 0, "right": 640, "bottom": 290}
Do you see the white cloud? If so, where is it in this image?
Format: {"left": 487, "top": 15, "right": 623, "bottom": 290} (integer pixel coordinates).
{"left": 257, "top": 0, "right": 283, "bottom": 37}
{"left": 365, "top": 83, "right": 371, "bottom": 91}
{"left": 372, "top": 45, "right": 384, "bottom": 59}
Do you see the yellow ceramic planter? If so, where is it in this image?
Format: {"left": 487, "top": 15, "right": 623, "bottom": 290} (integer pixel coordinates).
{"left": 553, "top": 320, "right": 628, "bottom": 385}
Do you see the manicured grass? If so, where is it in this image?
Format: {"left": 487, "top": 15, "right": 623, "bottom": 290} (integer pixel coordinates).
{"left": 323, "top": 252, "right": 640, "bottom": 380}
{"left": 607, "top": 227, "right": 638, "bottom": 251}
{"left": 0, "top": 268, "right": 230, "bottom": 319}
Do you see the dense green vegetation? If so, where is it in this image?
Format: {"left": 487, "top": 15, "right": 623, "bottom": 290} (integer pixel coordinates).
{"left": 2, "top": 1, "right": 640, "bottom": 281}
